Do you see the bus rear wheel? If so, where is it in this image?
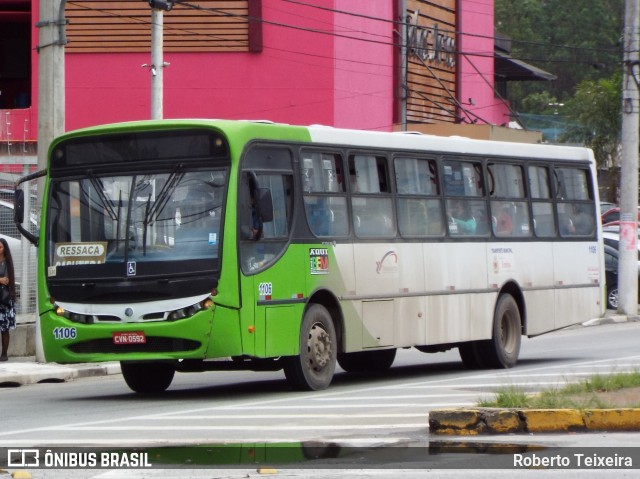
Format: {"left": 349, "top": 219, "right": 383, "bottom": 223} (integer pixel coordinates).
{"left": 121, "top": 361, "right": 175, "bottom": 394}
{"left": 283, "top": 304, "right": 337, "bottom": 391}
{"left": 338, "top": 349, "right": 396, "bottom": 373}
{"left": 458, "top": 341, "right": 487, "bottom": 369}
{"left": 479, "top": 294, "right": 521, "bottom": 368}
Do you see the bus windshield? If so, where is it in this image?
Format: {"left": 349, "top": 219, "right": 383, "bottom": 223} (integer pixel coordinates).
{"left": 47, "top": 169, "right": 227, "bottom": 275}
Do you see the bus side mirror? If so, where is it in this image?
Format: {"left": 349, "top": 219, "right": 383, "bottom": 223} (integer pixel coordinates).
{"left": 257, "top": 188, "right": 273, "bottom": 222}
{"left": 14, "top": 189, "right": 25, "bottom": 224}
{"left": 14, "top": 188, "right": 39, "bottom": 247}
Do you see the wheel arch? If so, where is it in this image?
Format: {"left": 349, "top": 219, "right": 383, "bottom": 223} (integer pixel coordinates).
{"left": 497, "top": 280, "right": 526, "bottom": 335}
{"left": 307, "top": 288, "right": 344, "bottom": 353}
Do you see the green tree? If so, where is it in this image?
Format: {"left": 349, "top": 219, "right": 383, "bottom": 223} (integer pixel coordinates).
{"left": 495, "top": 0, "right": 623, "bottom": 108}
{"left": 561, "top": 73, "right": 621, "bottom": 167}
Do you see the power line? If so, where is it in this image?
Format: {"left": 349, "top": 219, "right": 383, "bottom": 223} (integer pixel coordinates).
{"left": 67, "top": 0, "right": 621, "bottom": 72}
{"left": 282, "top": 0, "right": 621, "bottom": 57}
{"left": 172, "top": 0, "right": 620, "bottom": 67}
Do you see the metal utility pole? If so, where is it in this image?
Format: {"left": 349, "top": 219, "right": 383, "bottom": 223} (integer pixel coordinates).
{"left": 618, "top": 0, "right": 640, "bottom": 316}
{"left": 36, "top": 0, "right": 66, "bottom": 175}
{"left": 145, "top": 1, "right": 173, "bottom": 120}
{"left": 35, "top": 0, "right": 67, "bottom": 361}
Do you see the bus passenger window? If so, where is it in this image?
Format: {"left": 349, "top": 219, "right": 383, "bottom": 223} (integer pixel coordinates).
{"left": 301, "top": 151, "right": 347, "bottom": 238}
{"left": 528, "top": 166, "right": 555, "bottom": 238}
{"left": 532, "top": 203, "right": 555, "bottom": 237}
{"left": 394, "top": 157, "right": 443, "bottom": 237}
{"left": 447, "top": 200, "right": 477, "bottom": 235}
{"left": 443, "top": 160, "right": 484, "bottom": 197}
{"left": 349, "top": 154, "right": 394, "bottom": 238}
{"left": 559, "top": 202, "right": 595, "bottom": 237}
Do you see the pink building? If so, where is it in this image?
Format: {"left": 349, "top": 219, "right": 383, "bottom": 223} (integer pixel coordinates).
{"left": 0, "top": 0, "right": 551, "bottom": 150}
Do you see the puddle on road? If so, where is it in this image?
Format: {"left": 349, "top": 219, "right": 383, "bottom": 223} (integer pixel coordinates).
{"left": 138, "top": 441, "right": 548, "bottom": 469}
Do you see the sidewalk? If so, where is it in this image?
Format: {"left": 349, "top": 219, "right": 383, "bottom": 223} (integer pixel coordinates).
{"left": 0, "top": 355, "right": 121, "bottom": 387}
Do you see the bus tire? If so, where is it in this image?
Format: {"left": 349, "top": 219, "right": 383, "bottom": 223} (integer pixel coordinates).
{"left": 338, "top": 349, "right": 396, "bottom": 373}
{"left": 283, "top": 304, "right": 337, "bottom": 391}
{"left": 476, "top": 294, "right": 522, "bottom": 369}
{"left": 121, "top": 361, "right": 175, "bottom": 394}
{"left": 458, "top": 342, "right": 487, "bottom": 369}
{"left": 606, "top": 285, "right": 618, "bottom": 310}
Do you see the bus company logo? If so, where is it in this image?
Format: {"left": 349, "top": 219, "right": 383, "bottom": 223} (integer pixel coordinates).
{"left": 376, "top": 251, "right": 398, "bottom": 274}
{"left": 310, "top": 248, "right": 329, "bottom": 274}
{"left": 8, "top": 449, "right": 39, "bottom": 467}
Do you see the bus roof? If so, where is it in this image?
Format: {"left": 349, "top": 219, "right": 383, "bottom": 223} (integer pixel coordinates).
{"left": 306, "top": 124, "right": 593, "bottom": 162}
{"left": 55, "top": 119, "right": 594, "bottom": 163}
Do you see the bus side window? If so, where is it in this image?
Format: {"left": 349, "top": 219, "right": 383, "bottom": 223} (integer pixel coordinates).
{"left": 528, "top": 165, "right": 556, "bottom": 238}
{"left": 394, "top": 157, "right": 443, "bottom": 237}
{"left": 488, "top": 163, "right": 530, "bottom": 238}
{"left": 350, "top": 154, "right": 395, "bottom": 238}
{"left": 301, "top": 151, "right": 347, "bottom": 238}
{"left": 554, "top": 167, "right": 594, "bottom": 238}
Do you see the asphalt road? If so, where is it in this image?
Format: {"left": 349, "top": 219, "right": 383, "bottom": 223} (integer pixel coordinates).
{"left": 1, "top": 321, "right": 640, "bottom": 477}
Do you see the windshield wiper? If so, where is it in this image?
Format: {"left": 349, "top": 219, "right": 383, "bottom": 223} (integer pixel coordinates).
{"left": 137, "top": 165, "right": 185, "bottom": 256}
{"left": 86, "top": 170, "right": 118, "bottom": 221}
{"left": 143, "top": 164, "right": 185, "bottom": 228}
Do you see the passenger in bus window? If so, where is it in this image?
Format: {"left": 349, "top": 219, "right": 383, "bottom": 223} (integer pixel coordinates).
{"left": 496, "top": 203, "right": 514, "bottom": 236}
{"left": 448, "top": 200, "right": 477, "bottom": 235}
{"left": 571, "top": 203, "right": 595, "bottom": 235}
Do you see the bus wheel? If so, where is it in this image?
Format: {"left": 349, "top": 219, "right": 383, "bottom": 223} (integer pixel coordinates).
{"left": 458, "top": 342, "right": 487, "bottom": 369}
{"left": 338, "top": 349, "right": 396, "bottom": 373}
{"left": 607, "top": 285, "right": 618, "bottom": 310}
{"left": 283, "top": 304, "right": 337, "bottom": 391}
{"left": 121, "top": 361, "right": 175, "bottom": 394}
{"left": 476, "top": 294, "right": 522, "bottom": 369}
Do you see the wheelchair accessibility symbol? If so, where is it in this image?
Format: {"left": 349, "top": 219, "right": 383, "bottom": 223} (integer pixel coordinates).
{"left": 127, "top": 261, "right": 136, "bottom": 276}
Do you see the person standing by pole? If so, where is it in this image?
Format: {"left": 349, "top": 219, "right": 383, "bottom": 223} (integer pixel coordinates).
{"left": 0, "top": 238, "right": 16, "bottom": 361}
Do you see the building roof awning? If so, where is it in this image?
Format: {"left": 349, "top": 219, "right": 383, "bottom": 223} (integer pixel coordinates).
{"left": 495, "top": 52, "right": 556, "bottom": 81}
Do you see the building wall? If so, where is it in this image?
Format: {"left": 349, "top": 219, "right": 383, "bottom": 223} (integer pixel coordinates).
{"left": 457, "top": 0, "right": 511, "bottom": 126}
{"left": 26, "top": 0, "right": 396, "bottom": 135}
{"left": 333, "top": 0, "right": 395, "bottom": 130}
{"left": 20, "top": 1, "right": 504, "bottom": 139}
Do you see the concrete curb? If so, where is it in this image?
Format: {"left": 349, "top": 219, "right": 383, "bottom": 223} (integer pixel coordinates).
{"left": 0, "top": 361, "right": 121, "bottom": 387}
{"left": 429, "top": 407, "right": 640, "bottom": 435}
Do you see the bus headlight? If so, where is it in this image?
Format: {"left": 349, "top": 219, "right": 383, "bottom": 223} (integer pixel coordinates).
{"left": 167, "top": 297, "right": 214, "bottom": 321}
{"left": 54, "top": 305, "right": 93, "bottom": 324}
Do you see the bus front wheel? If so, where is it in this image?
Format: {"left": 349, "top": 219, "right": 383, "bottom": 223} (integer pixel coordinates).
{"left": 283, "top": 304, "right": 337, "bottom": 391}
{"left": 121, "top": 361, "right": 176, "bottom": 394}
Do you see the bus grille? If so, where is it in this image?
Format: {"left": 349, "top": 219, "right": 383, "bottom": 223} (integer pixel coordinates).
{"left": 67, "top": 337, "right": 201, "bottom": 354}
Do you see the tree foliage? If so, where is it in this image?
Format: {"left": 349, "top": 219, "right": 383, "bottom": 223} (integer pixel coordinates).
{"left": 562, "top": 74, "right": 622, "bottom": 166}
{"left": 495, "top": 0, "right": 624, "bottom": 107}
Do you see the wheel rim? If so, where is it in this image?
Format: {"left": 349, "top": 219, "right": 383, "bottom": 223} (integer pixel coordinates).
{"left": 608, "top": 289, "right": 618, "bottom": 309}
{"left": 500, "top": 310, "right": 517, "bottom": 354}
{"left": 307, "top": 322, "right": 332, "bottom": 372}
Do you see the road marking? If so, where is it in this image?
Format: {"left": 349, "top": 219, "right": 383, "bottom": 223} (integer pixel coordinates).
{"left": 136, "top": 413, "right": 430, "bottom": 420}
{"left": 26, "top": 424, "right": 426, "bottom": 431}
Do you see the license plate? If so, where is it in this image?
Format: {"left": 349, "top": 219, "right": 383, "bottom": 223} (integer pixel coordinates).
{"left": 112, "top": 331, "right": 146, "bottom": 345}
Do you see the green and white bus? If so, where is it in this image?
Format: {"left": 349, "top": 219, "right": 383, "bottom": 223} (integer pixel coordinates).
{"left": 15, "top": 119, "right": 605, "bottom": 393}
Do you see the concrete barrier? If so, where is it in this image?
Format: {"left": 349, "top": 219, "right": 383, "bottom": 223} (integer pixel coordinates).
{"left": 429, "top": 407, "right": 640, "bottom": 434}
{"left": 6, "top": 322, "right": 36, "bottom": 357}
